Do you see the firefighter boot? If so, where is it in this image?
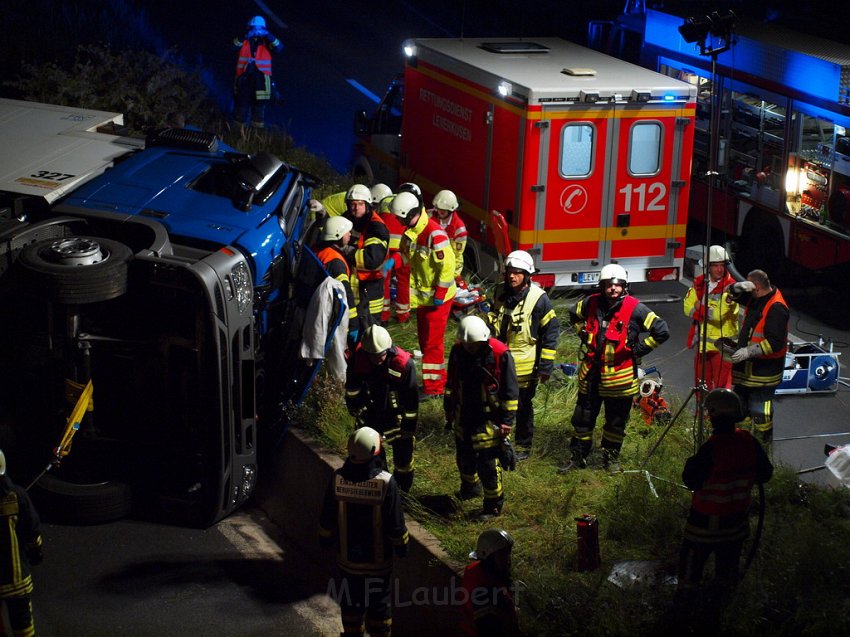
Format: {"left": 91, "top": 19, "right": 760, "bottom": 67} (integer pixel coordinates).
{"left": 456, "top": 481, "right": 483, "bottom": 500}
{"left": 559, "top": 439, "right": 590, "bottom": 473}
{"left": 602, "top": 448, "right": 621, "bottom": 473}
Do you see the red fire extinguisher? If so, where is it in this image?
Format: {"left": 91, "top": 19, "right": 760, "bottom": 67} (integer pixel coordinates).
{"left": 575, "top": 514, "right": 601, "bottom": 572}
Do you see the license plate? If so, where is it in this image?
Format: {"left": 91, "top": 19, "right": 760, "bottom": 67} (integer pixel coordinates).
{"left": 578, "top": 271, "right": 599, "bottom": 284}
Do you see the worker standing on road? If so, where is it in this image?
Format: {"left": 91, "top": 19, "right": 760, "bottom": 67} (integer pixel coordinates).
{"left": 345, "top": 325, "right": 419, "bottom": 492}
{"left": 0, "top": 449, "right": 44, "bottom": 637}
{"left": 319, "top": 428, "right": 408, "bottom": 637}
{"left": 488, "top": 250, "right": 559, "bottom": 461}
{"left": 566, "top": 264, "right": 669, "bottom": 470}
{"left": 459, "top": 528, "right": 521, "bottom": 637}
{"left": 315, "top": 215, "right": 360, "bottom": 347}
{"left": 724, "top": 269, "right": 790, "bottom": 448}
{"left": 445, "top": 315, "right": 519, "bottom": 519}
{"left": 429, "top": 189, "right": 468, "bottom": 288}
{"left": 677, "top": 389, "right": 773, "bottom": 604}
{"left": 388, "top": 188, "right": 456, "bottom": 397}
{"left": 344, "top": 184, "right": 389, "bottom": 328}
{"left": 683, "top": 245, "right": 739, "bottom": 390}
{"left": 232, "top": 15, "right": 281, "bottom": 128}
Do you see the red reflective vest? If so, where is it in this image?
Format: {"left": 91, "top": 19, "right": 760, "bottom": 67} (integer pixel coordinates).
{"left": 578, "top": 294, "right": 639, "bottom": 394}
{"left": 235, "top": 40, "right": 273, "bottom": 77}
{"left": 690, "top": 430, "right": 760, "bottom": 517}
{"left": 748, "top": 288, "right": 788, "bottom": 360}
{"left": 459, "top": 560, "right": 519, "bottom": 636}
{"left": 317, "top": 246, "right": 350, "bottom": 278}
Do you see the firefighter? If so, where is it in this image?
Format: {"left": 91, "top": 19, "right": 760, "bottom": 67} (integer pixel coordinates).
{"left": 459, "top": 528, "right": 521, "bottom": 637}
{"left": 344, "top": 184, "right": 390, "bottom": 327}
{"left": 445, "top": 315, "right": 519, "bottom": 519}
{"left": 567, "top": 264, "right": 669, "bottom": 470}
{"left": 683, "top": 245, "right": 739, "bottom": 390}
{"left": 678, "top": 389, "right": 773, "bottom": 599}
{"left": 372, "top": 184, "right": 409, "bottom": 325}
{"left": 429, "top": 189, "right": 468, "bottom": 288}
{"left": 488, "top": 250, "right": 559, "bottom": 461}
{"left": 723, "top": 269, "right": 789, "bottom": 448}
{"left": 0, "top": 449, "right": 44, "bottom": 637}
{"left": 388, "top": 189, "right": 456, "bottom": 397}
{"left": 315, "top": 215, "right": 360, "bottom": 346}
{"left": 232, "top": 15, "right": 281, "bottom": 128}
{"left": 319, "top": 428, "right": 408, "bottom": 637}
{"left": 345, "top": 325, "right": 419, "bottom": 492}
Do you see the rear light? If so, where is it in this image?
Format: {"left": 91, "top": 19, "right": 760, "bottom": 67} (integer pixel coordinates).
{"left": 535, "top": 273, "right": 556, "bottom": 289}
{"left": 645, "top": 267, "right": 679, "bottom": 282}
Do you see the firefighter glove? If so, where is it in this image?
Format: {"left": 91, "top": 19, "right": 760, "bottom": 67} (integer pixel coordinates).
{"left": 731, "top": 342, "right": 762, "bottom": 363}
{"left": 730, "top": 280, "right": 755, "bottom": 296}
{"left": 433, "top": 297, "right": 444, "bottom": 306}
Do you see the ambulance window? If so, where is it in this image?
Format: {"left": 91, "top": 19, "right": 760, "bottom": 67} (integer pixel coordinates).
{"left": 628, "top": 122, "right": 662, "bottom": 175}
{"left": 560, "top": 123, "right": 594, "bottom": 177}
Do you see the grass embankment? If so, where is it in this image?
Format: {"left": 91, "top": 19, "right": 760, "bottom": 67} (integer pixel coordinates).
{"left": 296, "top": 299, "right": 850, "bottom": 636}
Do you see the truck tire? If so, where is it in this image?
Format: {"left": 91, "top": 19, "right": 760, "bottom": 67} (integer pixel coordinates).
{"left": 16, "top": 236, "right": 132, "bottom": 304}
{"left": 30, "top": 474, "right": 133, "bottom": 525}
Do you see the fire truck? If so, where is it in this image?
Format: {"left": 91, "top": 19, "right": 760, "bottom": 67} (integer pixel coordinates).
{"left": 353, "top": 37, "right": 697, "bottom": 288}
{"left": 590, "top": 3, "right": 850, "bottom": 281}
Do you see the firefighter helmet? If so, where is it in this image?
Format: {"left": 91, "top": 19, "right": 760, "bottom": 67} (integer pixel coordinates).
{"left": 371, "top": 183, "right": 393, "bottom": 205}
{"left": 457, "top": 315, "right": 490, "bottom": 344}
{"left": 432, "top": 189, "right": 459, "bottom": 212}
{"left": 397, "top": 182, "right": 424, "bottom": 208}
{"left": 0, "top": 448, "right": 5, "bottom": 475}
{"left": 704, "top": 388, "right": 744, "bottom": 420}
{"left": 320, "top": 215, "right": 353, "bottom": 242}
{"left": 708, "top": 245, "right": 729, "bottom": 263}
{"left": 600, "top": 263, "right": 628, "bottom": 285}
{"left": 469, "top": 528, "right": 514, "bottom": 560}
{"left": 347, "top": 427, "right": 382, "bottom": 463}
{"left": 504, "top": 250, "right": 535, "bottom": 274}
{"left": 390, "top": 191, "right": 421, "bottom": 222}
{"left": 345, "top": 183, "right": 373, "bottom": 205}
{"left": 362, "top": 325, "right": 392, "bottom": 355}
{"left": 248, "top": 15, "right": 266, "bottom": 29}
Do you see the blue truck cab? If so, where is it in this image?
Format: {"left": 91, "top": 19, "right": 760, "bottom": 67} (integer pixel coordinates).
{"left": 0, "top": 128, "right": 341, "bottom": 526}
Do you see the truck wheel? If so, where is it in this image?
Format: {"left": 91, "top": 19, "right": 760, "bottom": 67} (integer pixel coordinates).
{"left": 17, "top": 236, "right": 132, "bottom": 304}
{"left": 30, "top": 474, "right": 133, "bottom": 525}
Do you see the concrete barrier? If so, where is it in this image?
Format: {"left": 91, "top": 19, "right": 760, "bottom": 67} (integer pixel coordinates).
{"left": 255, "top": 427, "right": 463, "bottom": 636}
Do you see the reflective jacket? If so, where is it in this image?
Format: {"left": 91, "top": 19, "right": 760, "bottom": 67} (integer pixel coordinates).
{"left": 318, "top": 460, "right": 408, "bottom": 576}
{"left": 571, "top": 293, "right": 669, "bottom": 397}
{"left": 233, "top": 34, "right": 280, "bottom": 100}
{"left": 399, "top": 212, "right": 456, "bottom": 309}
{"left": 732, "top": 288, "right": 789, "bottom": 388}
{"left": 430, "top": 209, "right": 467, "bottom": 278}
{"left": 317, "top": 245, "right": 358, "bottom": 330}
{"left": 683, "top": 272, "right": 739, "bottom": 350}
{"left": 459, "top": 560, "right": 519, "bottom": 637}
{"left": 490, "top": 283, "right": 559, "bottom": 385}
{"left": 380, "top": 209, "right": 404, "bottom": 254}
{"left": 351, "top": 211, "right": 389, "bottom": 282}
{"left": 1, "top": 475, "right": 42, "bottom": 599}
{"left": 345, "top": 345, "right": 419, "bottom": 442}
{"left": 445, "top": 339, "right": 519, "bottom": 450}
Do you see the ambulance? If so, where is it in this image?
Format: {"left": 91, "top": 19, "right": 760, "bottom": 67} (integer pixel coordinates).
{"left": 353, "top": 37, "right": 697, "bottom": 287}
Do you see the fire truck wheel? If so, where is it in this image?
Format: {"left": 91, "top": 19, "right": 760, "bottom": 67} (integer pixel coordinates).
{"left": 30, "top": 474, "right": 133, "bottom": 525}
{"left": 16, "top": 236, "right": 133, "bottom": 304}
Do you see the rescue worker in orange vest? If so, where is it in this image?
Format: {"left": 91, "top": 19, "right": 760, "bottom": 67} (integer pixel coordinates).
{"left": 344, "top": 184, "right": 389, "bottom": 327}
{"left": 446, "top": 316, "right": 519, "bottom": 519}
{"left": 722, "top": 269, "right": 789, "bottom": 448}
{"left": 319, "top": 428, "right": 408, "bottom": 637}
{"left": 683, "top": 245, "right": 740, "bottom": 390}
{"left": 0, "top": 449, "right": 44, "bottom": 637}
{"left": 678, "top": 389, "right": 772, "bottom": 598}
{"left": 387, "top": 189, "right": 456, "bottom": 397}
{"left": 372, "top": 184, "right": 409, "bottom": 325}
{"left": 488, "top": 250, "right": 559, "bottom": 461}
{"left": 345, "top": 325, "right": 419, "bottom": 492}
{"left": 460, "top": 528, "right": 521, "bottom": 637}
{"left": 315, "top": 215, "right": 361, "bottom": 346}
{"left": 232, "top": 15, "right": 281, "bottom": 128}
{"left": 567, "top": 264, "right": 669, "bottom": 470}
{"left": 429, "top": 189, "right": 468, "bottom": 288}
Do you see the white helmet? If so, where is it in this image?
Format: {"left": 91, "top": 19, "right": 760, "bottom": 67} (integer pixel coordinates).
{"left": 371, "top": 183, "right": 393, "bottom": 205}
{"left": 432, "top": 189, "right": 459, "bottom": 212}
{"left": 248, "top": 15, "right": 266, "bottom": 29}
{"left": 708, "top": 245, "right": 729, "bottom": 263}
{"left": 704, "top": 388, "right": 744, "bottom": 420}
{"left": 600, "top": 263, "right": 628, "bottom": 285}
{"left": 505, "top": 250, "right": 535, "bottom": 274}
{"left": 362, "top": 325, "right": 392, "bottom": 355}
{"left": 321, "top": 215, "right": 353, "bottom": 242}
{"left": 0, "top": 448, "right": 5, "bottom": 475}
{"left": 348, "top": 427, "right": 382, "bottom": 463}
{"left": 345, "top": 184, "right": 373, "bottom": 205}
{"left": 390, "top": 191, "right": 421, "bottom": 223}
{"left": 457, "top": 315, "right": 490, "bottom": 344}
{"left": 469, "top": 528, "right": 514, "bottom": 560}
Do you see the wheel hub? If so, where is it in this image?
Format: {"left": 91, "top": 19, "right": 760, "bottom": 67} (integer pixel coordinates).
{"left": 47, "top": 238, "right": 105, "bottom": 266}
